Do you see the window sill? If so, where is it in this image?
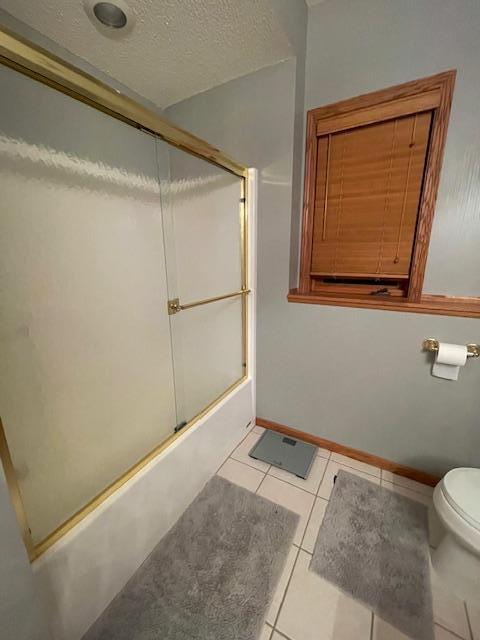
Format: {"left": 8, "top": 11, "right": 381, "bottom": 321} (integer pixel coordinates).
{"left": 287, "top": 289, "right": 480, "bottom": 319}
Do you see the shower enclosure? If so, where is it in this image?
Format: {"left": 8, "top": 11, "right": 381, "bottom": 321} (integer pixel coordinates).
{"left": 0, "top": 28, "right": 250, "bottom": 560}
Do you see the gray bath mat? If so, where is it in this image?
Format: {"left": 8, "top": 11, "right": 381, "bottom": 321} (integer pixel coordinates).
{"left": 310, "top": 470, "right": 433, "bottom": 640}
{"left": 83, "top": 475, "right": 298, "bottom": 640}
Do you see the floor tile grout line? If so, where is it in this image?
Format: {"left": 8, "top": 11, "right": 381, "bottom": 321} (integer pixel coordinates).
{"left": 316, "top": 460, "right": 343, "bottom": 499}
{"left": 384, "top": 477, "right": 432, "bottom": 492}
{"left": 296, "top": 545, "right": 312, "bottom": 556}
{"left": 317, "top": 460, "right": 382, "bottom": 500}
{"left": 331, "top": 452, "right": 380, "bottom": 473}
{"left": 329, "top": 456, "right": 381, "bottom": 480}
{"left": 373, "top": 615, "right": 467, "bottom": 640}
{"left": 213, "top": 428, "right": 257, "bottom": 476}
{"left": 299, "top": 499, "right": 317, "bottom": 551}
{"left": 266, "top": 465, "right": 327, "bottom": 497}
{"left": 317, "top": 450, "right": 332, "bottom": 461}
{"left": 381, "top": 482, "right": 432, "bottom": 508}
{"left": 255, "top": 471, "right": 321, "bottom": 551}
{"left": 380, "top": 469, "right": 433, "bottom": 494}
{"left": 463, "top": 601, "right": 474, "bottom": 640}
{"left": 298, "top": 461, "right": 330, "bottom": 551}
{"left": 260, "top": 470, "right": 324, "bottom": 502}
{"left": 271, "top": 629, "right": 295, "bottom": 640}
{"left": 315, "top": 457, "right": 330, "bottom": 497}
{"left": 381, "top": 478, "right": 433, "bottom": 499}
{"left": 221, "top": 456, "right": 269, "bottom": 479}
{"left": 255, "top": 472, "right": 268, "bottom": 495}
{"left": 228, "top": 451, "right": 270, "bottom": 474}
{"left": 216, "top": 448, "right": 269, "bottom": 492}
{"left": 254, "top": 474, "right": 266, "bottom": 493}
{"left": 315, "top": 454, "right": 330, "bottom": 490}
{"left": 435, "top": 621, "right": 469, "bottom": 640}
{"left": 271, "top": 544, "right": 301, "bottom": 631}
{"left": 229, "top": 453, "right": 271, "bottom": 475}
{"left": 217, "top": 426, "right": 261, "bottom": 476}
{"left": 264, "top": 622, "right": 274, "bottom": 640}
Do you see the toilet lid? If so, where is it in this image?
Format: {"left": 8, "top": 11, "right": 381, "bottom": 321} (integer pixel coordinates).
{"left": 442, "top": 468, "right": 480, "bottom": 529}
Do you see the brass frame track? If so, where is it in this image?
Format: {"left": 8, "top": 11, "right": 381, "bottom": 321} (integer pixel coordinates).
{"left": 0, "top": 26, "right": 250, "bottom": 560}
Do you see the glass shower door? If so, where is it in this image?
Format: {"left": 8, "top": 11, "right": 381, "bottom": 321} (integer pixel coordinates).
{"left": 0, "top": 63, "right": 177, "bottom": 545}
{"left": 159, "top": 144, "right": 247, "bottom": 426}
{"left": 0, "top": 53, "right": 248, "bottom": 556}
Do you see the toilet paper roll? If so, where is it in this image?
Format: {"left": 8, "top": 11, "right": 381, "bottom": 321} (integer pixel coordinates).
{"left": 432, "top": 342, "right": 468, "bottom": 380}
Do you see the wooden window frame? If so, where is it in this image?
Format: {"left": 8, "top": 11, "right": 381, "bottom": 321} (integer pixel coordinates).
{"left": 289, "top": 70, "right": 480, "bottom": 318}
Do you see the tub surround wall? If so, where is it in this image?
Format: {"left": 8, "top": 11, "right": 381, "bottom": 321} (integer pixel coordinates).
{"left": 0, "top": 466, "right": 51, "bottom": 640}
{"left": 33, "top": 380, "right": 254, "bottom": 640}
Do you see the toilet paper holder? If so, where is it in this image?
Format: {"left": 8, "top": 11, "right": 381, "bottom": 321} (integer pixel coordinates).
{"left": 423, "top": 338, "right": 480, "bottom": 358}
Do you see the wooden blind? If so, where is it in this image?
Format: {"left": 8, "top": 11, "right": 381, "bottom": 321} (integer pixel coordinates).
{"left": 310, "top": 111, "right": 432, "bottom": 279}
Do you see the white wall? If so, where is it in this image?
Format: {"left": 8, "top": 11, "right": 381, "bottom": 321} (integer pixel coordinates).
{"left": 167, "top": 0, "right": 480, "bottom": 477}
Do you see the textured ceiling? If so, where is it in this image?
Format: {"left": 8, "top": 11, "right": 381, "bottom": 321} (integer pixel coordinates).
{"left": 0, "top": 0, "right": 294, "bottom": 108}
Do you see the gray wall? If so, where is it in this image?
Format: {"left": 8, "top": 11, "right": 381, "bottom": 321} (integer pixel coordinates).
{"left": 0, "top": 467, "right": 51, "bottom": 639}
{"left": 304, "top": 0, "right": 480, "bottom": 296}
{"left": 168, "top": 0, "right": 480, "bottom": 476}
{"left": 267, "top": 0, "right": 308, "bottom": 290}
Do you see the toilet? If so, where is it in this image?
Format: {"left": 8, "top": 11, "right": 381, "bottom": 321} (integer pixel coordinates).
{"left": 432, "top": 467, "right": 480, "bottom": 600}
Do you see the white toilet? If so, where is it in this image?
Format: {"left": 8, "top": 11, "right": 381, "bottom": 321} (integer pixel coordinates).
{"left": 432, "top": 467, "right": 480, "bottom": 600}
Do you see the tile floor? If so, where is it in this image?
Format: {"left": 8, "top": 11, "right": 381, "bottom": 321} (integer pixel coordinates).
{"left": 217, "top": 426, "right": 480, "bottom": 640}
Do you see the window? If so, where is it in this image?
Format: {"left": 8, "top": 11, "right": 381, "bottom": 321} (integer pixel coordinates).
{"left": 311, "top": 111, "right": 432, "bottom": 297}
{"left": 290, "top": 71, "right": 476, "bottom": 316}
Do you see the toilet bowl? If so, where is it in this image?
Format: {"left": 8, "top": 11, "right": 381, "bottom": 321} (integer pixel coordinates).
{"left": 432, "top": 467, "right": 480, "bottom": 600}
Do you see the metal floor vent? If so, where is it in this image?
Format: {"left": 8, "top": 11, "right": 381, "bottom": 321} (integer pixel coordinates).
{"left": 249, "top": 430, "right": 317, "bottom": 479}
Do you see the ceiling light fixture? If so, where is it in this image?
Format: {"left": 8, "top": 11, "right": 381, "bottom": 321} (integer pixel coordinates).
{"left": 93, "top": 2, "right": 127, "bottom": 28}
{"left": 84, "top": 0, "right": 135, "bottom": 37}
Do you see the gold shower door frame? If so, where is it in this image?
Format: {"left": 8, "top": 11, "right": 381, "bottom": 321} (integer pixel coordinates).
{"left": 0, "top": 26, "right": 250, "bottom": 560}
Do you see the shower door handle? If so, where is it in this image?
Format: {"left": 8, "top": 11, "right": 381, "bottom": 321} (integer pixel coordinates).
{"left": 167, "top": 288, "right": 250, "bottom": 315}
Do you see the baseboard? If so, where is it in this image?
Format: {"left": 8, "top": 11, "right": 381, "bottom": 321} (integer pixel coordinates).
{"left": 256, "top": 417, "right": 440, "bottom": 487}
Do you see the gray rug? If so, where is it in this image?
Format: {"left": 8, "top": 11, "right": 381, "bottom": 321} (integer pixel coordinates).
{"left": 310, "top": 470, "right": 433, "bottom": 640}
{"left": 83, "top": 475, "right": 299, "bottom": 640}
